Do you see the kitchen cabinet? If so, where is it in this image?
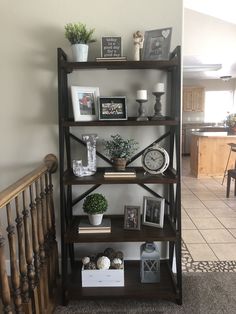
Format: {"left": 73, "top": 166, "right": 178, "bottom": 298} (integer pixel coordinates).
{"left": 183, "top": 86, "right": 205, "bottom": 112}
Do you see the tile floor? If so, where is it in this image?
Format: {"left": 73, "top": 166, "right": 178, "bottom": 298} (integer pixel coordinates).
{"left": 182, "top": 156, "right": 236, "bottom": 272}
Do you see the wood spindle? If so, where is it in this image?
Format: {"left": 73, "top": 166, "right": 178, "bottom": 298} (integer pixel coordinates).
{"left": 29, "top": 186, "right": 41, "bottom": 314}
{"left": 0, "top": 223, "right": 12, "bottom": 314}
{"left": 35, "top": 180, "right": 47, "bottom": 312}
{"left": 48, "top": 172, "right": 59, "bottom": 281}
{"left": 29, "top": 185, "right": 40, "bottom": 286}
{"left": 6, "top": 202, "right": 23, "bottom": 313}
{"left": 22, "top": 192, "right": 34, "bottom": 314}
{"left": 44, "top": 173, "right": 54, "bottom": 290}
{"left": 15, "top": 196, "right": 29, "bottom": 304}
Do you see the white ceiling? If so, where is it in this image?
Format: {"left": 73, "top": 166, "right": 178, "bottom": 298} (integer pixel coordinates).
{"left": 184, "top": 0, "right": 236, "bottom": 25}
{"left": 184, "top": 0, "right": 236, "bottom": 79}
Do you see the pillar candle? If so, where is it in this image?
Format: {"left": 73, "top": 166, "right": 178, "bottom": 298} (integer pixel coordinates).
{"left": 137, "top": 90, "right": 147, "bottom": 100}
{"left": 153, "top": 83, "right": 165, "bottom": 93}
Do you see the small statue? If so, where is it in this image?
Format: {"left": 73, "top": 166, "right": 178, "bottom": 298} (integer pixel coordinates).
{"left": 133, "top": 31, "right": 144, "bottom": 61}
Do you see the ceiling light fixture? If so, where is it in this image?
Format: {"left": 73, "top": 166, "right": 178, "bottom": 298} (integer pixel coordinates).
{"left": 220, "top": 75, "right": 232, "bottom": 82}
{"left": 183, "top": 64, "right": 222, "bottom": 72}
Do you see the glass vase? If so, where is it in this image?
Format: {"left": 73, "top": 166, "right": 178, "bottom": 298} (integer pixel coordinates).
{"left": 82, "top": 133, "right": 98, "bottom": 175}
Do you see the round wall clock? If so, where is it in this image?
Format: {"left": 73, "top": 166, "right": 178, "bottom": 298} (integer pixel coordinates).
{"left": 141, "top": 145, "right": 169, "bottom": 174}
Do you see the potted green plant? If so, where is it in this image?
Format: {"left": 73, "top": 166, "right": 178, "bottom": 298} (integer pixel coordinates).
{"left": 83, "top": 193, "right": 108, "bottom": 225}
{"left": 64, "top": 22, "right": 96, "bottom": 62}
{"left": 103, "top": 134, "right": 139, "bottom": 170}
{"left": 225, "top": 112, "right": 236, "bottom": 134}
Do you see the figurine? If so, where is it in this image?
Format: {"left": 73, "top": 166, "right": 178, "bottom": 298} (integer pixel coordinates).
{"left": 133, "top": 31, "right": 144, "bottom": 61}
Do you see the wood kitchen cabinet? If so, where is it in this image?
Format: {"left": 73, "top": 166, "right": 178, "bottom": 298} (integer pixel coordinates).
{"left": 183, "top": 86, "right": 205, "bottom": 112}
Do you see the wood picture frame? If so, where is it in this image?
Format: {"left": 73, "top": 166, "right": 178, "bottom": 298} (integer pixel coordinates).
{"left": 101, "top": 36, "right": 122, "bottom": 58}
{"left": 71, "top": 86, "right": 99, "bottom": 121}
{"left": 124, "top": 205, "right": 141, "bottom": 230}
{"left": 142, "top": 28, "right": 172, "bottom": 61}
{"left": 98, "top": 96, "right": 127, "bottom": 120}
{"left": 142, "top": 196, "right": 165, "bottom": 228}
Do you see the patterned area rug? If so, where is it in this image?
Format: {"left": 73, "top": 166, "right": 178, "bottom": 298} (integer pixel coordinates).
{"left": 182, "top": 241, "right": 236, "bottom": 272}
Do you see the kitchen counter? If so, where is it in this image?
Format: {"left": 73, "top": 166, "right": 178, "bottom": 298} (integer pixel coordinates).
{"left": 190, "top": 132, "right": 236, "bottom": 178}
{"left": 182, "top": 124, "right": 227, "bottom": 155}
{"left": 191, "top": 131, "right": 230, "bottom": 137}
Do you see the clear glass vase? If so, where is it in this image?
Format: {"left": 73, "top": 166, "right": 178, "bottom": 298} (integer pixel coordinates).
{"left": 82, "top": 133, "right": 98, "bottom": 175}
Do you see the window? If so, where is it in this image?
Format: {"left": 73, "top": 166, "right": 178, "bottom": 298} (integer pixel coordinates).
{"left": 204, "top": 90, "right": 234, "bottom": 123}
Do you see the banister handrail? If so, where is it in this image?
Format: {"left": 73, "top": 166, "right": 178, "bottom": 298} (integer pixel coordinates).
{"left": 0, "top": 154, "right": 58, "bottom": 208}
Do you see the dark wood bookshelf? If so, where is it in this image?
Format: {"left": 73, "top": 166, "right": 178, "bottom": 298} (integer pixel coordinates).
{"left": 63, "top": 116, "right": 179, "bottom": 127}
{"left": 64, "top": 215, "right": 176, "bottom": 243}
{"left": 57, "top": 46, "right": 182, "bottom": 305}
{"left": 66, "top": 261, "right": 179, "bottom": 301}
{"left": 60, "top": 57, "right": 179, "bottom": 73}
{"left": 63, "top": 167, "right": 178, "bottom": 185}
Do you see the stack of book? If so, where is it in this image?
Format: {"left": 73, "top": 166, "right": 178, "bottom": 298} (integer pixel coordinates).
{"left": 104, "top": 168, "right": 136, "bottom": 178}
{"left": 96, "top": 56, "right": 127, "bottom": 62}
{"left": 78, "top": 218, "right": 111, "bottom": 234}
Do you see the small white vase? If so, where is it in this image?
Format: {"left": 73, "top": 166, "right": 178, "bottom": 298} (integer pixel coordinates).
{"left": 71, "top": 44, "right": 88, "bottom": 62}
{"left": 88, "top": 213, "right": 103, "bottom": 226}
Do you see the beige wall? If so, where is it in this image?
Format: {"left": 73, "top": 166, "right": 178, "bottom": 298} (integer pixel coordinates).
{"left": 0, "top": 0, "right": 182, "bottom": 258}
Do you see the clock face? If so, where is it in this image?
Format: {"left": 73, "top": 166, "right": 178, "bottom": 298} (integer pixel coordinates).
{"left": 142, "top": 146, "right": 169, "bottom": 174}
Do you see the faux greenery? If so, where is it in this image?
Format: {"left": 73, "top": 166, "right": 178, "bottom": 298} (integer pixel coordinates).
{"left": 83, "top": 193, "right": 108, "bottom": 215}
{"left": 64, "top": 22, "right": 96, "bottom": 45}
{"left": 103, "top": 134, "right": 139, "bottom": 160}
{"left": 225, "top": 113, "right": 236, "bottom": 128}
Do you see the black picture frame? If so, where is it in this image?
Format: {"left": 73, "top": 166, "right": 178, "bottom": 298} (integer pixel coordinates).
{"left": 142, "top": 28, "right": 172, "bottom": 61}
{"left": 142, "top": 196, "right": 165, "bottom": 228}
{"left": 124, "top": 205, "right": 141, "bottom": 230}
{"left": 98, "top": 96, "right": 127, "bottom": 120}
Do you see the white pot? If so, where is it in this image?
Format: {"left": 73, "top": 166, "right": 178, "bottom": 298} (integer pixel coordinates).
{"left": 72, "top": 44, "right": 89, "bottom": 62}
{"left": 88, "top": 213, "right": 103, "bottom": 226}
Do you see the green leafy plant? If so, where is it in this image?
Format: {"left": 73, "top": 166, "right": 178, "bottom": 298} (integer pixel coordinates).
{"left": 64, "top": 22, "right": 96, "bottom": 44}
{"left": 103, "top": 134, "right": 139, "bottom": 160}
{"left": 83, "top": 193, "right": 108, "bottom": 215}
{"left": 225, "top": 112, "right": 236, "bottom": 128}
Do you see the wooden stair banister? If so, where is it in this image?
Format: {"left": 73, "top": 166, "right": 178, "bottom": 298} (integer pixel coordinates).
{"left": 0, "top": 154, "right": 58, "bottom": 314}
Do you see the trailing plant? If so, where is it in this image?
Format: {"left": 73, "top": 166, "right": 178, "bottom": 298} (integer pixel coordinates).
{"left": 64, "top": 22, "right": 96, "bottom": 44}
{"left": 103, "top": 134, "right": 139, "bottom": 160}
{"left": 83, "top": 193, "right": 108, "bottom": 215}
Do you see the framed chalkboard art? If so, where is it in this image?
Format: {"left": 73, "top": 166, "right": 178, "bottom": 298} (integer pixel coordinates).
{"left": 101, "top": 36, "right": 122, "bottom": 58}
{"left": 142, "top": 28, "right": 172, "bottom": 61}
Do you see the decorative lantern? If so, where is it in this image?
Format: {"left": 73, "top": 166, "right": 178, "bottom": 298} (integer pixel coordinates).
{"left": 140, "top": 242, "right": 160, "bottom": 283}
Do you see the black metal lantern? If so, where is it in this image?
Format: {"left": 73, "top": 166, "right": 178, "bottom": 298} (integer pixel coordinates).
{"left": 140, "top": 242, "right": 160, "bottom": 283}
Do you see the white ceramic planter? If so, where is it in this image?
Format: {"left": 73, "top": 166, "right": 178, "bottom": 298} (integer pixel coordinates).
{"left": 72, "top": 44, "right": 88, "bottom": 62}
{"left": 88, "top": 213, "right": 103, "bottom": 226}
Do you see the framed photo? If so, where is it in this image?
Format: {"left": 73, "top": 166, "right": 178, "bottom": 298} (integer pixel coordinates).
{"left": 98, "top": 97, "right": 127, "bottom": 120}
{"left": 101, "top": 36, "right": 122, "bottom": 58}
{"left": 124, "top": 206, "right": 141, "bottom": 230}
{"left": 71, "top": 86, "right": 99, "bottom": 121}
{"left": 142, "top": 196, "right": 165, "bottom": 228}
{"left": 142, "top": 28, "right": 172, "bottom": 61}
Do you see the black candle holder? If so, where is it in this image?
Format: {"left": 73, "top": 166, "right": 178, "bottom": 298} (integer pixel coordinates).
{"left": 151, "top": 92, "right": 165, "bottom": 120}
{"left": 136, "top": 99, "right": 148, "bottom": 121}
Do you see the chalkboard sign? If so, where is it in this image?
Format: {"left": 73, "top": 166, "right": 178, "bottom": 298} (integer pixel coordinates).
{"left": 101, "top": 36, "right": 122, "bottom": 58}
